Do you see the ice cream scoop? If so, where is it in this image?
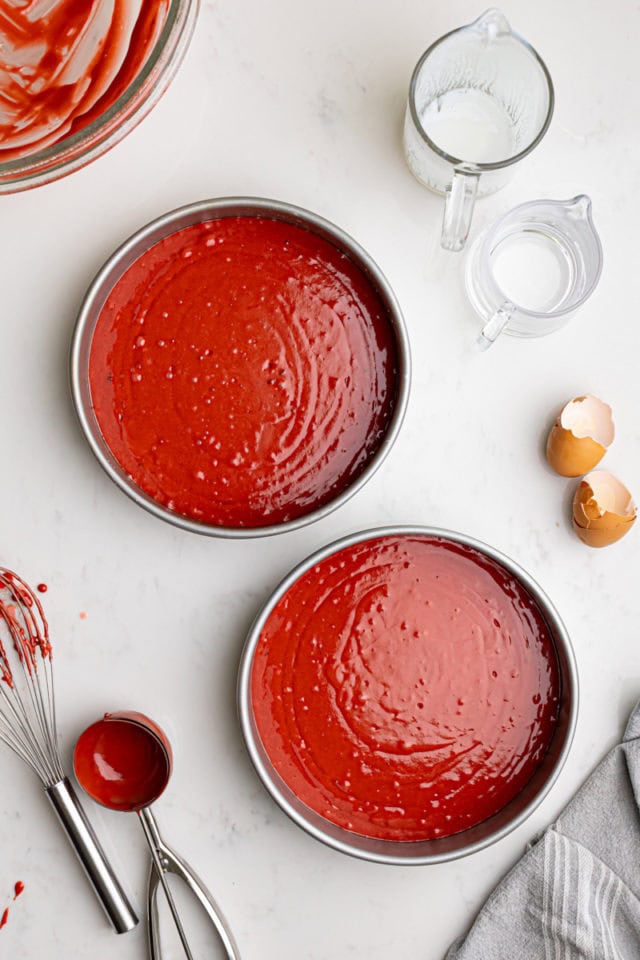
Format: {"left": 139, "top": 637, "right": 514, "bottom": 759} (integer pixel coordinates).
{"left": 74, "top": 711, "right": 240, "bottom": 960}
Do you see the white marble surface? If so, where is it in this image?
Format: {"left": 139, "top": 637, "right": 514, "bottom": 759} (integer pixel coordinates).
{"left": 1, "top": 0, "right": 640, "bottom": 957}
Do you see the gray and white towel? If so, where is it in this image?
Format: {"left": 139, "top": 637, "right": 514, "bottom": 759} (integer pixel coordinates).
{"left": 446, "top": 701, "right": 640, "bottom": 959}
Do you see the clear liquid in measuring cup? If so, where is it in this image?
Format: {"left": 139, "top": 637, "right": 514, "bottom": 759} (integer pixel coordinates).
{"left": 490, "top": 228, "right": 575, "bottom": 313}
{"left": 419, "top": 89, "right": 516, "bottom": 163}
{"left": 465, "top": 196, "right": 602, "bottom": 345}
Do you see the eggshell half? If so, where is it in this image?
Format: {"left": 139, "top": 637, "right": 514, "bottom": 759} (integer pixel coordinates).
{"left": 546, "top": 395, "right": 614, "bottom": 477}
{"left": 572, "top": 470, "right": 636, "bottom": 548}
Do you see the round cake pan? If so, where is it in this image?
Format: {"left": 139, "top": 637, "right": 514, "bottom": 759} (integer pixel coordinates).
{"left": 237, "top": 525, "right": 578, "bottom": 865}
{"left": 70, "top": 197, "right": 410, "bottom": 539}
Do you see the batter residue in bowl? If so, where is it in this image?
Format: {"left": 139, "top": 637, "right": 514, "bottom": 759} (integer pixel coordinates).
{"left": 0, "top": 0, "right": 169, "bottom": 161}
{"left": 89, "top": 216, "right": 399, "bottom": 527}
{"left": 251, "top": 535, "right": 560, "bottom": 842}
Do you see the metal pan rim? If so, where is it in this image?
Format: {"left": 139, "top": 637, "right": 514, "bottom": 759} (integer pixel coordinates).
{"left": 70, "top": 197, "right": 411, "bottom": 539}
{"left": 237, "top": 524, "right": 579, "bottom": 865}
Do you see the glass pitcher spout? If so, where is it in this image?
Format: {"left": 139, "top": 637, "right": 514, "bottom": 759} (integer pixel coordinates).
{"left": 557, "top": 196, "right": 603, "bottom": 270}
{"left": 472, "top": 9, "right": 513, "bottom": 41}
{"left": 565, "top": 194, "right": 595, "bottom": 222}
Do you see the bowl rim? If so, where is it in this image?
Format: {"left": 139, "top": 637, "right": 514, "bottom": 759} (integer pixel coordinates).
{"left": 0, "top": 0, "right": 199, "bottom": 191}
{"left": 70, "top": 196, "right": 411, "bottom": 539}
{"left": 237, "top": 524, "right": 579, "bottom": 865}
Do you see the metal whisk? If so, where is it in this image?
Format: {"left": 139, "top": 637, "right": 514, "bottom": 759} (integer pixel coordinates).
{"left": 0, "top": 568, "right": 138, "bottom": 934}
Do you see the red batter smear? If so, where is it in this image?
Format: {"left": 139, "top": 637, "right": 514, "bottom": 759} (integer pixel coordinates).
{"left": 0, "top": 881, "right": 26, "bottom": 931}
{"left": 0, "top": 0, "right": 169, "bottom": 162}
{"left": 89, "top": 216, "right": 399, "bottom": 528}
{"left": 36, "top": 584, "right": 48, "bottom": 594}
{"left": 251, "top": 535, "right": 561, "bottom": 842}
{"left": 0, "top": 569, "right": 52, "bottom": 690}
{"left": 74, "top": 713, "right": 171, "bottom": 811}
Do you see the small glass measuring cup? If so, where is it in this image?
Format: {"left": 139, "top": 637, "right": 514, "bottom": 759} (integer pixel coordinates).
{"left": 465, "top": 195, "right": 603, "bottom": 349}
{"left": 404, "top": 8, "right": 554, "bottom": 251}
{"left": 74, "top": 712, "right": 240, "bottom": 960}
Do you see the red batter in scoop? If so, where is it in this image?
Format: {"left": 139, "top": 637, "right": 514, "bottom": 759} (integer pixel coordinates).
{"left": 0, "top": 0, "right": 169, "bottom": 162}
{"left": 74, "top": 713, "right": 171, "bottom": 812}
{"left": 251, "top": 535, "right": 560, "bottom": 842}
{"left": 89, "top": 216, "right": 399, "bottom": 527}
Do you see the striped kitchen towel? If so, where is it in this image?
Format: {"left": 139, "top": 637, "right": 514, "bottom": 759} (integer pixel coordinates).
{"left": 446, "top": 700, "right": 640, "bottom": 959}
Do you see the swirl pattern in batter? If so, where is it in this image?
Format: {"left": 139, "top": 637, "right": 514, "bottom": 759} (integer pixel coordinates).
{"left": 251, "top": 534, "right": 560, "bottom": 841}
{"left": 89, "top": 216, "right": 399, "bottom": 527}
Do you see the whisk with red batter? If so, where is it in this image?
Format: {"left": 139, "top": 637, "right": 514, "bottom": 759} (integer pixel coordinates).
{"left": 0, "top": 568, "right": 137, "bottom": 934}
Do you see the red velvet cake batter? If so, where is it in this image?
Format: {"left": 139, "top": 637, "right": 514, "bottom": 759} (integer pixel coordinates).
{"left": 74, "top": 713, "right": 170, "bottom": 811}
{"left": 89, "top": 216, "right": 399, "bottom": 527}
{"left": 251, "top": 534, "right": 561, "bottom": 842}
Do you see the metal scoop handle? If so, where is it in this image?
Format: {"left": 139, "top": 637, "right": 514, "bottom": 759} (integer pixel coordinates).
{"left": 139, "top": 807, "right": 240, "bottom": 960}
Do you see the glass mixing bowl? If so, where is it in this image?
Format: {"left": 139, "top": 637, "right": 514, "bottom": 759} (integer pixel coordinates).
{"left": 0, "top": 0, "right": 199, "bottom": 193}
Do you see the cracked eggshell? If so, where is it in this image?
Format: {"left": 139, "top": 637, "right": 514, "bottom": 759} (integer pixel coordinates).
{"left": 572, "top": 470, "right": 636, "bottom": 548}
{"left": 546, "top": 395, "right": 614, "bottom": 477}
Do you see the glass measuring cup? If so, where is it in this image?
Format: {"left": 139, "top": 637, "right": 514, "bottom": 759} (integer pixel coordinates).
{"left": 74, "top": 712, "right": 241, "bottom": 960}
{"left": 403, "top": 8, "right": 554, "bottom": 251}
{"left": 465, "top": 196, "right": 603, "bottom": 349}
